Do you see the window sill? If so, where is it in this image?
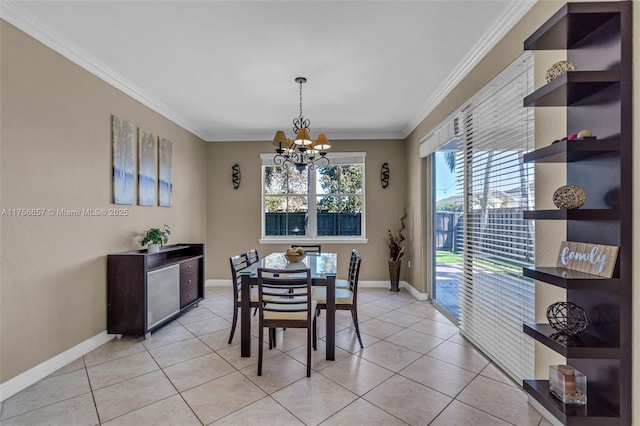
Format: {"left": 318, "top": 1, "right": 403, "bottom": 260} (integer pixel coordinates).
{"left": 259, "top": 237, "right": 368, "bottom": 245}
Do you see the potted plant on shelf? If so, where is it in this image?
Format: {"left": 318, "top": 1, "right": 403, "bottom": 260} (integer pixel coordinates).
{"left": 386, "top": 212, "right": 406, "bottom": 292}
{"left": 140, "top": 225, "right": 170, "bottom": 253}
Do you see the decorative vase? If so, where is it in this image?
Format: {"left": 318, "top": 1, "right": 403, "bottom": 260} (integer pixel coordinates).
{"left": 388, "top": 260, "right": 401, "bottom": 292}
{"left": 147, "top": 243, "right": 160, "bottom": 253}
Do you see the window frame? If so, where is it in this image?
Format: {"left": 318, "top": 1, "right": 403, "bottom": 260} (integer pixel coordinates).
{"left": 259, "top": 152, "right": 368, "bottom": 244}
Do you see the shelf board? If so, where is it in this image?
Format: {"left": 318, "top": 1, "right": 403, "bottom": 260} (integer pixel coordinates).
{"left": 523, "top": 209, "right": 619, "bottom": 220}
{"left": 524, "top": 2, "right": 623, "bottom": 51}
{"left": 147, "top": 254, "right": 204, "bottom": 272}
{"left": 524, "top": 71, "right": 620, "bottom": 107}
{"left": 524, "top": 138, "right": 619, "bottom": 163}
{"left": 523, "top": 323, "right": 619, "bottom": 358}
{"left": 524, "top": 380, "right": 619, "bottom": 426}
{"left": 523, "top": 266, "right": 619, "bottom": 290}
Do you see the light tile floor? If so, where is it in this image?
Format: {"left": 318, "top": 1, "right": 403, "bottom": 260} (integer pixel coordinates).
{"left": 0, "top": 287, "right": 552, "bottom": 425}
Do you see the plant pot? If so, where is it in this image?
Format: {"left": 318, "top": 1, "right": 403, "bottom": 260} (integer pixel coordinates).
{"left": 388, "top": 260, "right": 401, "bottom": 292}
{"left": 147, "top": 243, "right": 160, "bottom": 253}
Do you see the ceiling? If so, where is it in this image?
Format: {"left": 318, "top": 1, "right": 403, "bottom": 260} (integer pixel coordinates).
{"left": 2, "top": 1, "right": 536, "bottom": 142}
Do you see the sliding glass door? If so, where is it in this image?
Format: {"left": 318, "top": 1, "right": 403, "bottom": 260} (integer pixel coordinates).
{"left": 433, "top": 142, "right": 464, "bottom": 321}
{"left": 427, "top": 52, "right": 536, "bottom": 383}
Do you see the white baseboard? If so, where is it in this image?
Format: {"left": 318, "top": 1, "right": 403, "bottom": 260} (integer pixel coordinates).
{"left": 206, "top": 279, "right": 231, "bottom": 287}
{"left": 205, "top": 279, "right": 429, "bottom": 301}
{"left": 0, "top": 331, "right": 114, "bottom": 402}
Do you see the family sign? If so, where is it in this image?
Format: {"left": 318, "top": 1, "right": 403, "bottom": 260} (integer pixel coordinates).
{"left": 556, "top": 241, "right": 618, "bottom": 278}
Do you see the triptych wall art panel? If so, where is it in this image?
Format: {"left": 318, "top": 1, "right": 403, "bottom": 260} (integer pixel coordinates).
{"left": 111, "top": 115, "right": 173, "bottom": 207}
{"left": 138, "top": 127, "right": 157, "bottom": 206}
{"left": 158, "top": 137, "right": 173, "bottom": 207}
{"left": 112, "top": 116, "right": 136, "bottom": 205}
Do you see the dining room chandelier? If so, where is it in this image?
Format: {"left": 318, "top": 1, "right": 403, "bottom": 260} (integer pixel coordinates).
{"left": 272, "top": 77, "right": 331, "bottom": 173}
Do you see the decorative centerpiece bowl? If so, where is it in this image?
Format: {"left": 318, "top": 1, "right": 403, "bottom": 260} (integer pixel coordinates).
{"left": 284, "top": 253, "right": 305, "bottom": 263}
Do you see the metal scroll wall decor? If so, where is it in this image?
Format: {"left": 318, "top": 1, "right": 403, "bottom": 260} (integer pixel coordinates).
{"left": 381, "top": 162, "right": 389, "bottom": 188}
{"left": 232, "top": 163, "right": 241, "bottom": 190}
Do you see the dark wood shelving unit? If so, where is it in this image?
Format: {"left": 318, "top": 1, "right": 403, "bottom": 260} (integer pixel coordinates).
{"left": 523, "top": 266, "right": 619, "bottom": 290}
{"left": 523, "top": 209, "right": 618, "bottom": 220}
{"left": 521, "top": 3, "right": 632, "bottom": 425}
{"left": 523, "top": 138, "right": 620, "bottom": 163}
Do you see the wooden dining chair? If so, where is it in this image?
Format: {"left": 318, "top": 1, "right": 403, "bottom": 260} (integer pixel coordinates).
{"left": 228, "top": 253, "right": 257, "bottom": 344}
{"left": 291, "top": 244, "right": 322, "bottom": 253}
{"left": 246, "top": 248, "right": 260, "bottom": 265}
{"left": 313, "top": 250, "right": 364, "bottom": 348}
{"left": 257, "top": 267, "right": 317, "bottom": 377}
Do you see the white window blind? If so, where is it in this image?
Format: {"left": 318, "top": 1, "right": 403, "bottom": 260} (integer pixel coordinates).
{"left": 430, "top": 52, "right": 536, "bottom": 383}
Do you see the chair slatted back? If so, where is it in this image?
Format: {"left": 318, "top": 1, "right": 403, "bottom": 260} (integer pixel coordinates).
{"left": 291, "top": 244, "right": 322, "bottom": 253}
{"left": 229, "top": 253, "right": 250, "bottom": 296}
{"left": 257, "top": 268, "right": 312, "bottom": 321}
{"left": 347, "top": 250, "right": 362, "bottom": 300}
{"left": 246, "top": 248, "right": 260, "bottom": 265}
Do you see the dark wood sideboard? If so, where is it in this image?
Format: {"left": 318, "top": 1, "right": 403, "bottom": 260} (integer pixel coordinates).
{"left": 107, "top": 244, "right": 205, "bottom": 337}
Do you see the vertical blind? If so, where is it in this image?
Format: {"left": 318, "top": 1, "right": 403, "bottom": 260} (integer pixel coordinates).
{"left": 425, "top": 52, "right": 535, "bottom": 383}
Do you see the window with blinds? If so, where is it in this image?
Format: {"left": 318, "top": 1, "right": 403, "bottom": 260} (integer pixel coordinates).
{"left": 425, "top": 52, "right": 535, "bottom": 383}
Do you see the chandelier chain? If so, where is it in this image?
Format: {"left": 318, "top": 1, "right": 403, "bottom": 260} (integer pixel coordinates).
{"left": 293, "top": 78, "right": 311, "bottom": 134}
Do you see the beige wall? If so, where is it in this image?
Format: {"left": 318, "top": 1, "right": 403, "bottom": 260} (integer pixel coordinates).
{"left": 0, "top": 21, "right": 208, "bottom": 383}
{"left": 206, "top": 139, "right": 407, "bottom": 282}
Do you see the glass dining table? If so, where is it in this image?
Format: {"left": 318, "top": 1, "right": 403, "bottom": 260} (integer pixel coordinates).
{"left": 239, "top": 252, "right": 337, "bottom": 360}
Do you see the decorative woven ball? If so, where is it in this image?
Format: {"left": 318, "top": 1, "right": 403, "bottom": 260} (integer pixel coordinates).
{"left": 545, "top": 60, "right": 577, "bottom": 83}
{"left": 546, "top": 302, "right": 589, "bottom": 336}
{"left": 553, "top": 185, "right": 586, "bottom": 209}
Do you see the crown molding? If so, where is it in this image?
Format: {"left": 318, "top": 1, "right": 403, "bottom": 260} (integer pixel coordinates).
{"left": 402, "top": 0, "right": 537, "bottom": 138}
{"left": 205, "top": 129, "right": 405, "bottom": 142}
{"left": 0, "top": 1, "right": 209, "bottom": 140}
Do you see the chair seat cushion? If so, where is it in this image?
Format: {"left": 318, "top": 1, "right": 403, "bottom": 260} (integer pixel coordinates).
{"left": 237, "top": 287, "right": 260, "bottom": 303}
{"left": 312, "top": 287, "right": 353, "bottom": 305}
{"left": 263, "top": 300, "right": 317, "bottom": 321}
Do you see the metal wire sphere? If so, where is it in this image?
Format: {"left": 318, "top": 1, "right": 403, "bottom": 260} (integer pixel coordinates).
{"left": 546, "top": 302, "right": 589, "bottom": 336}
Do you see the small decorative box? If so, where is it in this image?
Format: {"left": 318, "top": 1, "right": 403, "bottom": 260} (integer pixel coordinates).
{"left": 549, "top": 365, "right": 587, "bottom": 405}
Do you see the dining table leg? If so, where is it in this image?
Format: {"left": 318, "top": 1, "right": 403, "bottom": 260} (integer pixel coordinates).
{"left": 326, "top": 274, "right": 335, "bottom": 360}
{"left": 240, "top": 273, "right": 251, "bottom": 357}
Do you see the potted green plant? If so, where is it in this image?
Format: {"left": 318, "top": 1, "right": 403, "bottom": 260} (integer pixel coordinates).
{"left": 140, "top": 225, "right": 170, "bottom": 253}
{"left": 386, "top": 212, "right": 406, "bottom": 292}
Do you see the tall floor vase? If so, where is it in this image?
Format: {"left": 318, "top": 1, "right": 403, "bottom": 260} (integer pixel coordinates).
{"left": 388, "top": 260, "right": 401, "bottom": 292}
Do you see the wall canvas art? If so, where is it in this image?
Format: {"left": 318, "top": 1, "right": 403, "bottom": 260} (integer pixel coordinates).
{"left": 112, "top": 115, "right": 136, "bottom": 205}
{"left": 138, "top": 128, "right": 157, "bottom": 206}
{"left": 158, "top": 137, "right": 173, "bottom": 207}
